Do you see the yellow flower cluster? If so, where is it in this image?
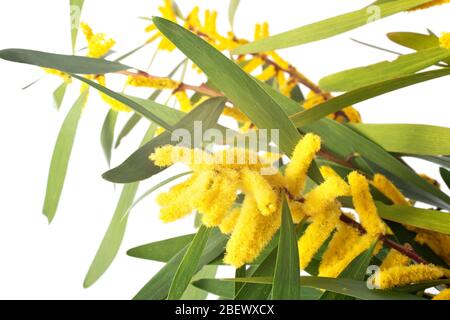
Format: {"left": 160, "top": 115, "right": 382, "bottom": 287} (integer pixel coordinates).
{"left": 126, "top": 74, "right": 180, "bottom": 90}
{"left": 303, "top": 91, "right": 362, "bottom": 123}
{"left": 415, "top": 230, "right": 450, "bottom": 265}
{"left": 81, "top": 23, "right": 115, "bottom": 58}
{"left": 380, "top": 246, "right": 411, "bottom": 270}
{"left": 433, "top": 288, "right": 450, "bottom": 300}
{"left": 439, "top": 32, "right": 450, "bottom": 50}
{"left": 375, "top": 264, "right": 446, "bottom": 289}
{"left": 149, "top": 134, "right": 391, "bottom": 273}
{"left": 173, "top": 90, "right": 193, "bottom": 112}
{"left": 409, "top": 0, "right": 450, "bottom": 11}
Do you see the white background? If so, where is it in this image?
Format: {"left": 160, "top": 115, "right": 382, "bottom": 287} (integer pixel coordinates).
{"left": 0, "top": 0, "right": 449, "bottom": 299}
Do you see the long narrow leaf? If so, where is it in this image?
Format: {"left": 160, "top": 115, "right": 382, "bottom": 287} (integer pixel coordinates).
{"left": 228, "top": 0, "right": 240, "bottom": 30}
{"left": 53, "top": 82, "right": 68, "bottom": 110}
{"left": 43, "top": 91, "right": 88, "bottom": 222}
{"left": 272, "top": 199, "right": 301, "bottom": 300}
{"left": 83, "top": 124, "right": 157, "bottom": 288}
{"left": 319, "top": 48, "right": 450, "bottom": 92}
{"left": 70, "top": 0, "right": 84, "bottom": 53}
{"left": 100, "top": 109, "right": 118, "bottom": 166}
{"left": 0, "top": 49, "right": 130, "bottom": 74}
{"left": 168, "top": 226, "right": 211, "bottom": 300}
{"left": 232, "top": 0, "right": 434, "bottom": 54}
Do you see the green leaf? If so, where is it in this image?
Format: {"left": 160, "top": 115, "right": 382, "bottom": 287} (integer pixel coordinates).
{"left": 291, "top": 69, "right": 450, "bottom": 127}
{"left": 225, "top": 276, "right": 425, "bottom": 300}
{"left": 133, "top": 229, "right": 227, "bottom": 300}
{"left": 321, "top": 240, "right": 377, "bottom": 300}
{"left": 376, "top": 202, "right": 450, "bottom": 234}
{"left": 319, "top": 47, "right": 450, "bottom": 92}
{"left": 272, "top": 198, "right": 301, "bottom": 300}
{"left": 228, "top": 0, "right": 240, "bottom": 30}
{"left": 0, "top": 49, "right": 130, "bottom": 74}
{"left": 100, "top": 109, "right": 118, "bottom": 166}
{"left": 102, "top": 97, "right": 226, "bottom": 183}
{"left": 70, "top": 0, "right": 84, "bottom": 53}
{"left": 152, "top": 17, "right": 301, "bottom": 157}
{"left": 348, "top": 123, "right": 450, "bottom": 156}
{"left": 193, "top": 278, "right": 322, "bottom": 300}
{"left": 232, "top": 0, "right": 434, "bottom": 54}
{"left": 440, "top": 167, "right": 450, "bottom": 190}
{"left": 387, "top": 31, "right": 439, "bottom": 51}
{"left": 83, "top": 124, "right": 157, "bottom": 288}
{"left": 53, "top": 82, "right": 68, "bottom": 110}
{"left": 181, "top": 265, "right": 218, "bottom": 300}
{"left": 127, "top": 233, "right": 195, "bottom": 262}
{"left": 43, "top": 91, "right": 88, "bottom": 222}
{"left": 114, "top": 113, "right": 142, "bottom": 149}
{"left": 168, "top": 226, "right": 211, "bottom": 300}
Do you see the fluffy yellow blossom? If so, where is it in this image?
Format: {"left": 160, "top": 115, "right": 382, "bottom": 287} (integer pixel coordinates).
{"left": 145, "top": 0, "right": 177, "bottom": 51}
{"left": 298, "top": 204, "right": 340, "bottom": 269}
{"left": 375, "top": 264, "right": 445, "bottom": 289}
{"left": 409, "top": 0, "right": 450, "bottom": 11}
{"left": 126, "top": 75, "right": 179, "bottom": 90}
{"left": 319, "top": 221, "right": 373, "bottom": 277}
{"left": 439, "top": 32, "right": 450, "bottom": 49}
{"left": 96, "top": 76, "right": 131, "bottom": 112}
{"left": 254, "top": 22, "right": 269, "bottom": 41}
{"left": 219, "top": 207, "right": 241, "bottom": 234}
{"left": 81, "top": 23, "right": 115, "bottom": 58}
{"left": 349, "top": 172, "right": 386, "bottom": 236}
{"left": 415, "top": 230, "right": 450, "bottom": 265}
{"left": 241, "top": 168, "right": 280, "bottom": 216}
{"left": 243, "top": 57, "right": 264, "bottom": 73}
{"left": 284, "top": 133, "right": 321, "bottom": 196}
{"left": 372, "top": 174, "right": 410, "bottom": 206}
{"left": 256, "top": 65, "right": 276, "bottom": 81}
{"left": 224, "top": 194, "right": 282, "bottom": 267}
{"left": 174, "top": 90, "right": 193, "bottom": 112}
{"left": 433, "top": 288, "right": 450, "bottom": 300}
{"left": 303, "top": 91, "right": 362, "bottom": 123}
{"left": 380, "top": 248, "right": 411, "bottom": 270}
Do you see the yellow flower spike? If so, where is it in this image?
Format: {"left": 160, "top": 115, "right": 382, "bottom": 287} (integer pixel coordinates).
{"left": 302, "top": 176, "right": 350, "bottom": 216}
{"left": 80, "top": 22, "right": 93, "bottom": 41}
{"left": 285, "top": 133, "right": 321, "bottom": 196}
{"left": 158, "top": 0, "right": 177, "bottom": 22}
{"left": 219, "top": 207, "right": 241, "bottom": 234}
{"left": 415, "top": 230, "right": 450, "bottom": 265}
{"left": 256, "top": 65, "right": 276, "bottom": 81}
{"left": 375, "top": 264, "right": 445, "bottom": 289}
{"left": 243, "top": 57, "right": 264, "bottom": 73}
{"left": 372, "top": 174, "right": 410, "bottom": 206}
{"left": 319, "top": 221, "right": 373, "bottom": 277}
{"left": 409, "top": 0, "right": 450, "bottom": 11}
{"left": 298, "top": 204, "right": 341, "bottom": 269}
{"left": 199, "top": 169, "right": 240, "bottom": 227}
{"left": 150, "top": 145, "right": 214, "bottom": 169}
{"left": 224, "top": 195, "right": 282, "bottom": 267}
{"left": 254, "top": 23, "right": 262, "bottom": 41}
{"left": 241, "top": 168, "right": 280, "bottom": 216}
{"left": 348, "top": 172, "right": 386, "bottom": 236}
{"left": 277, "top": 71, "right": 287, "bottom": 88}
{"left": 268, "top": 52, "right": 290, "bottom": 70}
{"left": 160, "top": 170, "right": 216, "bottom": 222}
{"left": 380, "top": 248, "right": 411, "bottom": 270}
{"left": 319, "top": 166, "right": 341, "bottom": 181}
{"left": 96, "top": 76, "right": 131, "bottom": 112}
{"left": 223, "top": 107, "right": 250, "bottom": 124}
{"left": 186, "top": 7, "right": 201, "bottom": 29}
{"left": 174, "top": 90, "right": 193, "bottom": 112}
{"left": 433, "top": 288, "right": 450, "bottom": 300}
{"left": 156, "top": 175, "right": 197, "bottom": 207}
{"left": 83, "top": 28, "right": 116, "bottom": 58}
{"left": 126, "top": 75, "right": 180, "bottom": 90}
{"left": 262, "top": 22, "right": 270, "bottom": 38}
